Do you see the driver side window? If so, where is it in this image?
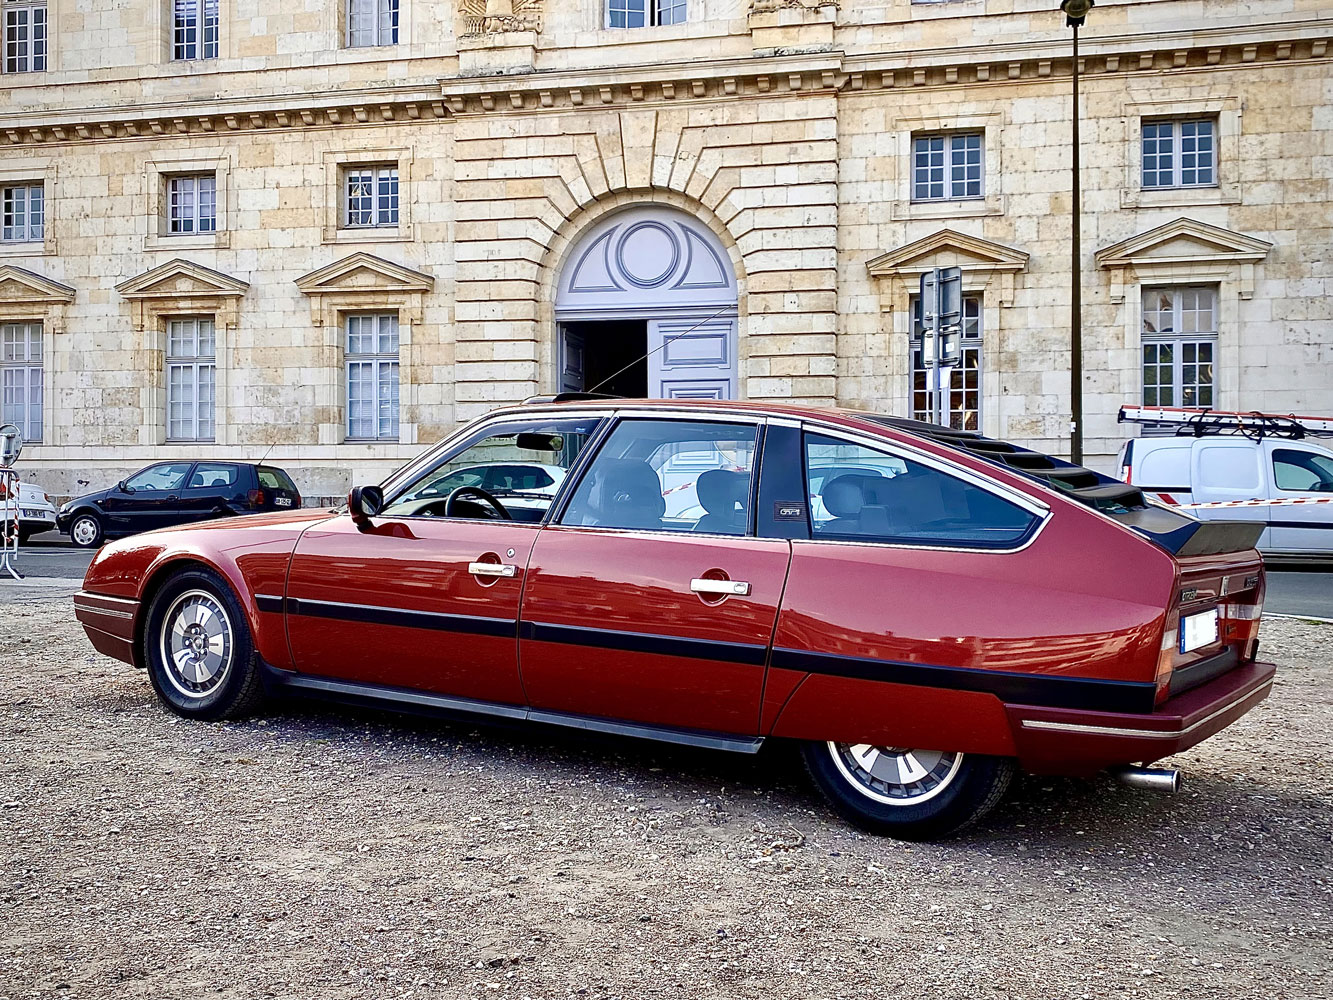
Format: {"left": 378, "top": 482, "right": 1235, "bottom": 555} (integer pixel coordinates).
{"left": 126, "top": 463, "right": 194, "bottom": 492}
{"left": 377, "top": 418, "right": 602, "bottom": 522}
{"left": 1273, "top": 449, "right": 1333, "bottom": 492}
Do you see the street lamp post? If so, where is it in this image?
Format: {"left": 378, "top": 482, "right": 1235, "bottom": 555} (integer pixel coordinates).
{"left": 1060, "top": 0, "right": 1093, "bottom": 465}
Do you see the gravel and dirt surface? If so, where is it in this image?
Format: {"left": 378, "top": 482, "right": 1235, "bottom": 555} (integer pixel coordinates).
{"left": 1, "top": 600, "right": 1330, "bottom": 999}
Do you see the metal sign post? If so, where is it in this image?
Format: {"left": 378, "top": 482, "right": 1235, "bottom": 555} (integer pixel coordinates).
{"left": 0, "top": 424, "right": 22, "bottom": 581}
{"left": 919, "top": 267, "right": 963, "bottom": 426}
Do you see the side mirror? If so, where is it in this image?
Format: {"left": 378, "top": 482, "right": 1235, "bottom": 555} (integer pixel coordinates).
{"left": 118, "top": 480, "right": 133, "bottom": 494}
{"left": 348, "top": 484, "right": 384, "bottom": 527}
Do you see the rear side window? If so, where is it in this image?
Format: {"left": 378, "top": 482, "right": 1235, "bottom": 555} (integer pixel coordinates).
{"left": 804, "top": 433, "right": 1038, "bottom": 548}
{"left": 187, "top": 463, "right": 240, "bottom": 489}
{"left": 257, "top": 467, "right": 298, "bottom": 492}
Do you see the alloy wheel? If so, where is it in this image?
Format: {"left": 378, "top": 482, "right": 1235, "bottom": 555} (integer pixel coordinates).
{"left": 826, "top": 742, "right": 965, "bottom": 806}
{"left": 71, "top": 516, "right": 99, "bottom": 546}
{"left": 159, "top": 589, "right": 234, "bottom": 699}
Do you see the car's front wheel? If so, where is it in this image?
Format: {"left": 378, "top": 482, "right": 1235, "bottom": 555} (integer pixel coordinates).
{"left": 142, "top": 567, "right": 265, "bottom": 720}
{"left": 802, "top": 740, "right": 1014, "bottom": 840}
{"left": 70, "top": 512, "right": 104, "bottom": 548}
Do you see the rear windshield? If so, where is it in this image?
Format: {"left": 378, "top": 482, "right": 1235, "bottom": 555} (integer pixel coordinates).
{"left": 257, "top": 467, "right": 298, "bottom": 493}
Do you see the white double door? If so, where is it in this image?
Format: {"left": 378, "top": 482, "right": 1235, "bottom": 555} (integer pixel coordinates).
{"left": 561, "top": 315, "right": 738, "bottom": 400}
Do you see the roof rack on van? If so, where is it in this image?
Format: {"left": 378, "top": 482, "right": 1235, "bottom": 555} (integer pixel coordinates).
{"left": 1118, "top": 405, "right": 1333, "bottom": 440}
{"left": 522, "top": 392, "right": 626, "bottom": 405}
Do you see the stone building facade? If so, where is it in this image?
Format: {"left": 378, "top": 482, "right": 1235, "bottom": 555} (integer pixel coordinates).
{"left": 0, "top": 0, "right": 1329, "bottom": 499}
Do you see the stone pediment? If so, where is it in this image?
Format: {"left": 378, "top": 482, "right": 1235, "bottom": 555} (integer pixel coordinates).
{"left": 866, "top": 229, "right": 1029, "bottom": 277}
{"left": 1095, "top": 218, "right": 1272, "bottom": 269}
{"left": 115, "top": 259, "right": 249, "bottom": 300}
{"left": 296, "top": 253, "right": 434, "bottom": 295}
{"left": 0, "top": 266, "right": 76, "bottom": 305}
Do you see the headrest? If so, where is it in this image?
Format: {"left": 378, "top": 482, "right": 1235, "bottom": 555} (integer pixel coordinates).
{"left": 822, "top": 474, "right": 871, "bottom": 518}
{"left": 697, "top": 469, "right": 748, "bottom": 515}
{"left": 588, "top": 459, "right": 665, "bottom": 524}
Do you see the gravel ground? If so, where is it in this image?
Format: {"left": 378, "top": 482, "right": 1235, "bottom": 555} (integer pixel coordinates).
{"left": 1, "top": 601, "right": 1330, "bottom": 999}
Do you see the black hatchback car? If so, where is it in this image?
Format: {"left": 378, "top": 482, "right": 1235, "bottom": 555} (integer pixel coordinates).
{"left": 57, "top": 462, "right": 302, "bottom": 548}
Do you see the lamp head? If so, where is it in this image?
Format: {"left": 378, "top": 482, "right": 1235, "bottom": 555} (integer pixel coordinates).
{"left": 1060, "top": 0, "right": 1093, "bottom": 26}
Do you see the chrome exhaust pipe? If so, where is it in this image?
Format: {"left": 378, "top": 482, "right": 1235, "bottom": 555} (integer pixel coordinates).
{"left": 1110, "top": 765, "right": 1181, "bottom": 794}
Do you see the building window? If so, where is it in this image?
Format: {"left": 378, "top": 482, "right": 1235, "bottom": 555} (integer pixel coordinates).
{"left": 172, "top": 0, "right": 219, "bottom": 60}
{"left": 910, "top": 295, "right": 982, "bottom": 431}
{"left": 343, "top": 166, "right": 399, "bottom": 228}
{"left": 346, "top": 313, "right": 399, "bottom": 441}
{"left": 0, "top": 321, "right": 40, "bottom": 443}
{"left": 166, "top": 174, "right": 217, "bottom": 235}
{"left": 346, "top": 0, "right": 398, "bottom": 47}
{"left": 166, "top": 317, "right": 216, "bottom": 442}
{"left": 1141, "top": 286, "right": 1217, "bottom": 408}
{"left": 912, "top": 133, "right": 983, "bottom": 202}
{"left": 2, "top": 0, "right": 46, "bottom": 73}
{"left": 607, "top": 0, "right": 686, "bottom": 28}
{"left": 1, "top": 184, "right": 42, "bottom": 242}
{"left": 1142, "top": 119, "right": 1216, "bottom": 189}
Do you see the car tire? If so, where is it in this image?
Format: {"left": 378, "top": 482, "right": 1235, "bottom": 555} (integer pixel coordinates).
{"left": 801, "top": 740, "right": 1015, "bottom": 841}
{"left": 142, "top": 567, "right": 266, "bottom": 721}
{"left": 69, "top": 513, "right": 104, "bottom": 548}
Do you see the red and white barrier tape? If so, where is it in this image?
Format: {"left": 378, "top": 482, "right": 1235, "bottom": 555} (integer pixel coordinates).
{"left": 1155, "top": 493, "right": 1333, "bottom": 510}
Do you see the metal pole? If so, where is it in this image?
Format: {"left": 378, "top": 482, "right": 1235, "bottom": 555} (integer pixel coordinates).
{"left": 1070, "top": 22, "right": 1084, "bottom": 465}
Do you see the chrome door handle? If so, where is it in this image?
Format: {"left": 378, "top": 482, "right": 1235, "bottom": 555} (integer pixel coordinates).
{"left": 469, "top": 562, "right": 517, "bottom": 578}
{"left": 690, "top": 578, "right": 751, "bottom": 597}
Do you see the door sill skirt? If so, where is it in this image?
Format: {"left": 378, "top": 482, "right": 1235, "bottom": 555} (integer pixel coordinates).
{"left": 261, "top": 665, "right": 766, "bottom": 754}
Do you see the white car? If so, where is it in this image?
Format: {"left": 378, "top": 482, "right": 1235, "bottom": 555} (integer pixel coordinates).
{"left": 0, "top": 479, "right": 58, "bottom": 542}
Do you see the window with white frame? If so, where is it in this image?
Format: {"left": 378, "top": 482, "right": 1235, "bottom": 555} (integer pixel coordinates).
{"left": 346, "top": 0, "right": 398, "bottom": 47}
{"left": 1, "top": 184, "right": 42, "bottom": 242}
{"left": 1141, "top": 286, "right": 1217, "bottom": 408}
{"left": 346, "top": 313, "right": 399, "bottom": 441}
{"left": 909, "top": 295, "right": 982, "bottom": 431}
{"left": 607, "top": 0, "right": 686, "bottom": 28}
{"left": 0, "top": 321, "right": 41, "bottom": 443}
{"left": 1142, "top": 119, "right": 1216, "bottom": 190}
{"left": 172, "top": 0, "right": 219, "bottom": 60}
{"left": 2, "top": 0, "right": 46, "bottom": 73}
{"left": 166, "top": 174, "right": 217, "bottom": 234}
{"left": 166, "top": 317, "right": 216, "bottom": 442}
{"left": 912, "top": 133, "right": 983, "bottom": 202}
{"left": 343, "top": 165, "right": 399, "bottom": 228}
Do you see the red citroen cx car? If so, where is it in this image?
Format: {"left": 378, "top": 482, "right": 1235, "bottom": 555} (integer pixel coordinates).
{"left": 74, "top": 398, "right": 1274, "bottom": 839}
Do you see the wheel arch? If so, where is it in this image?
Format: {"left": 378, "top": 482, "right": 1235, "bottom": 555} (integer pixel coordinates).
{"left": 134, "top": 554, "right": 267, "bottom": 672}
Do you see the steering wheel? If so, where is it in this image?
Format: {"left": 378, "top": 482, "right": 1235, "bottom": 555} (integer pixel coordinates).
{"left": 444, "top": 485, "right": 512, "bottom": 520}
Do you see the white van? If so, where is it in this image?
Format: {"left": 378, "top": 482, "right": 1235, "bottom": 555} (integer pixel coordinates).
{"left": 1117, "top": 431, "right": 1333, "bottom": 561}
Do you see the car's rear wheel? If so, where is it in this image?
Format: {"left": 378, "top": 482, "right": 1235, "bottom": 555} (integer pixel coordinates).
{"left": 802, "top": 740, "right": 1014, "bottom": 840}
{"left": 70, "top": 513, "right": 103, "bottom": 548}
{"left": 142, "top": 567, "right": 265, "bottom": 720}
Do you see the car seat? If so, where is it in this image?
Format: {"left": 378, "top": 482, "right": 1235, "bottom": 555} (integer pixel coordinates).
{"left": 576, "top": 459, "right": 665, "bottom": 530}
{"left": 821, "top": 474, "right": 892, "bottom": 536}
{"left": 694, "top": 469, "right": 749, "bottom": 534}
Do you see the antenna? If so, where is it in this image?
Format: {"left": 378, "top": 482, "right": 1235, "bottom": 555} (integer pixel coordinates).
{"left": 255, "top": 438, "right": 278, "bottom": 466}
{"left": 584, "top": 305, "right": 734, "bottom": 396}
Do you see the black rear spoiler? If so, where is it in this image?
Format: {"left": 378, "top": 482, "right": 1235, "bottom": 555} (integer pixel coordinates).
{"left": 869, "top": 415, "right": 1264, "bottom": 558}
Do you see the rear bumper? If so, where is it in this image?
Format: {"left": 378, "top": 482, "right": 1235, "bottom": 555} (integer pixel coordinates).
{"left": 1006, "top": 660, "right": 1276, "bottom": 776}
{"left": 73, "top": 590, "right": 140, "bottom": 667}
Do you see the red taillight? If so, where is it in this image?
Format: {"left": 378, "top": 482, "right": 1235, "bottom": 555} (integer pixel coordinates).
{"left": 1221, "top": 569, "right": 1266, "bottom": 662}
{"left": 293, "top": 492, "right": 302, "bottom": 508}
{"left": 247, "top": 488, "right": 265, "bottom": 507}
{"left": 1155, "top": 603, "right": 1181, "bottom": 705}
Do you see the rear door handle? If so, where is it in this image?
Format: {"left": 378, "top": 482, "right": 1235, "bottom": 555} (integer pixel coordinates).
{"left": 469, "top": 562, "right": 517, "bottom": 578}
{"left": 690, "top": 578, "right": 751, "bottom": 597}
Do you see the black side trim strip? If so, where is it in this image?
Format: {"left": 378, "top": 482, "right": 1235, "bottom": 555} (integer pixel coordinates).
{"left": 261, "top": 665, "right": 764, "bottom": 754}
{"left": 519, "top": 620, "right": 768, "bottom": 666}
{"left": 1269, "top": 519, "right": 1333, "bottom": 530}
{"left": 286, "top": 596, "right": 518, "bottom": 639}
{"left": 255, "top": 594, "right": 283, "bottom": 614}
{"left": 771, "top": 647, "right": 1158, "bottom": 714}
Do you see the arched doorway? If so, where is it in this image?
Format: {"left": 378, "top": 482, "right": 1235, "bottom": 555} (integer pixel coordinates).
{"left": 554, "top": 205, "right": 739, "bottom": 400}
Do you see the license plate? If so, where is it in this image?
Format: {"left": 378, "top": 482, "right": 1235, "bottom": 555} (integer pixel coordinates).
{"left": 1180, "top": 609, "right": 1219, "bottom": 653}
{"left": 274, "top": 497, "right": 293, "bottom": 507}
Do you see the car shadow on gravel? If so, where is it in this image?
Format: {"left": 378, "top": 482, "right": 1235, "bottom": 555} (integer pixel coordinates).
{"left": 208, "top": 693, "right": 1332, "bottom": 868}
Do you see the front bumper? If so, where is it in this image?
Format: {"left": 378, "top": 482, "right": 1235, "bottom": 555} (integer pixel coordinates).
{"left": 73, "top": 591, "right": 141, "bottom": 667}
{"left": 1006, "top": 660, "right": 1276, "bottom": 776}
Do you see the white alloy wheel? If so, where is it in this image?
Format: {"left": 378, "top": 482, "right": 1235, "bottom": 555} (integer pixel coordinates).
{"left": 158, "top": 589, "right": 235, "bottom": 699}
{"left": 826, "top": 742, "right": 965, "bottom": 806}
